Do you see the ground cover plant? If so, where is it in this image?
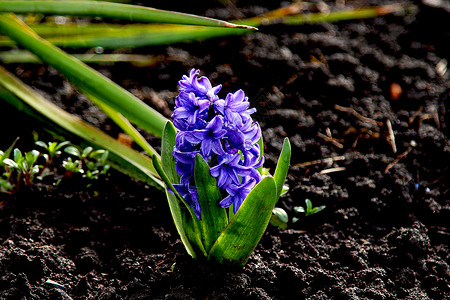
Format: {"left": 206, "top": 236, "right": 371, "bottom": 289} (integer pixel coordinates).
{"left": 0, "top": 0, "right": 449, "bottom": 299}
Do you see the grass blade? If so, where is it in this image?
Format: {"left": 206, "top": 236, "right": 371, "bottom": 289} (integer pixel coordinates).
{"left": 0, "top": 13, "right": 167, "bottom": 137}
{"left": 0, "top": 1, "right": 256, "bottom": 29}
{"left": 208, "top": 176, "right": 277, "bottom": 265}
{"left": 0, "top": 65, "right": 164, "bottom": 188}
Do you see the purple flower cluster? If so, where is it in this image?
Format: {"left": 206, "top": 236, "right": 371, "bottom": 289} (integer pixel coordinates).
{"left": 172, "top": 69, "right": 264, "bottom": 219}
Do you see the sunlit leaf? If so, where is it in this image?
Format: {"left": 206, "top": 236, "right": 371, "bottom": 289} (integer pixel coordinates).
{"left": 0, "top": 1, "right": 256, "bottom": 29}
{"left": 273, "top": 138, "right": 291, "bottom": 200}
{"left": 208, "top": 176, "right": 277, "bottom": 265}
{"left": 194, "top": 154, "right": 228, "bottom": 253}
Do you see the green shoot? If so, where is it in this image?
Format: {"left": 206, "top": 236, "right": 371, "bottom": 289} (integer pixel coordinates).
{"left": 294, "top": 199, "right": 326, "bottom": 217}
{"left": 270, "top": 207, "right": 289, "bottom": 229}
{"left": 35, "top": 140, "right": 70, "bottom": 163}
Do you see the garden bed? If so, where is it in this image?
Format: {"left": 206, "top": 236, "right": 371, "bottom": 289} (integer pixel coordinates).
{"left": 0, "top": 0, "right": 449, "bottom": 299}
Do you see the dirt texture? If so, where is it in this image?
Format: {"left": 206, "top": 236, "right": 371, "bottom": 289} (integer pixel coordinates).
{"left": 1, "top": 0, "right": 449, "bottom": 299}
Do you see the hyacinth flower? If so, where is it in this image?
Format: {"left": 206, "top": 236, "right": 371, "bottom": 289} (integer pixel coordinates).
{"left": 153, "top": 69, "right": 291, "bottom": 265}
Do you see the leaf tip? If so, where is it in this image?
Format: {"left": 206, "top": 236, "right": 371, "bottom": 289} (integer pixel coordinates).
{"left": 225, "top": 22, "right": 258, "bottom": 30}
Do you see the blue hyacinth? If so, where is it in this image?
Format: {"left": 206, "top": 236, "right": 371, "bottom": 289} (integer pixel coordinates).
{"left": 172, "top": 69, "right": 263, "bottom": 219}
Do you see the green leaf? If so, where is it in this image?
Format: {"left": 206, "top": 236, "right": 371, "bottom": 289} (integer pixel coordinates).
{"left": 0, "top": 14, "right": 167, "bottom": 137}
{"left": 13, "top": 148, "right": 22, "bottom": 162}
{"left": 208, "top": 176, "right": 277, "bottom": 265}
{"left": 0, "top": 137, "right": 19, "bottom": 162}
{"left": 270, "top": 207, "right": 288, "bottom": 229}
{"left": 34, "top": 141, "right": 47, "bottom": 149}
{"left": 64, "top": 146, "right": 81, "bottom": 158}
{"left": 160, "top": 122, "right": 179, "bottom": 184}
{"left": 0, "top": 1, "right": 255, "bottom": 29}
{"left": 158, "top": 122, "right": 196, "bottom": 258}
{"left": 3, "top": 158, "right": 19, "bottom": 169}
{"left": 257, "top": 135, "right": 264, "bottom": 175}
{"left": 154, "top": 130, "right": 206, "bottom": 257}
{"left": 194, "top": 154, "right": 228, "bottom": 253}
{"left": 273, "top": 138, "right": 291, "bottom": 200}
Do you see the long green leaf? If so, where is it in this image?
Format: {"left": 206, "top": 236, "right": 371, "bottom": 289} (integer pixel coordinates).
{"left": 0, "top": 13, "right": 167, "bottom": 137}
{"left": 152, "top": 153, "right": 207, "bottom": 257}
{"left": 160, "top": 122, "right": 179, "bottom": 184}
{"left": 0, "top": 4, "right": 409, "bottom": 49}
{"left": 0, "top": 65, "right": 164, "bottom": 188}
{"left": 208, "top": 176, "right": 277, "bottom": 265}
{"left": 257, "top": 135, "right": 264, "bottom": 175}
{"left": 0, "top": 1, "right": 256, "bottom": 29}
{"left": 158, "top": 122, "right": 197, "bottom": 258}
{"left": 273, "top": 138, "right": 291, "bottom": 200}
{"left": 194, "top": 154, "right": 228, "bottom": 253}
{"left": 13, "top": 25, "right": 250, "bottom": 49}
{"left": 154, "top": 126, "right": 208, "bottom": 256}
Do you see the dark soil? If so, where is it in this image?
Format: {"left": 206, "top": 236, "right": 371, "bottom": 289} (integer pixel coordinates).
{"left": 1, "top": 0, "right": 449, "bottom": 299}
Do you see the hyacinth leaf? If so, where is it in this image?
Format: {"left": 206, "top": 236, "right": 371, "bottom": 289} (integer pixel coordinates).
{"left": 273, "top": 138, "right": 291, "bottom": 200}
{"left": 257, "top": 135, "right": 264, "bottom": 175}
{"left": 152, "top": 153, "right": 206, "bottom": 256}
{"left": 194, "top": 154, "right": 228, "bottom": 253}
{"left": 164, "top": 188, "right": 197, "bottom": 258}
{"left": 208, "top": 176, "right": 277, "bottom": 265}
{"left": 0, "top": 1, "right": 256, "bottom": 29}
{"left": 0, "top": 14, "right": 167, "bottom": 137}
{"left": 159, "top": 122, "right": 191, "bottom": 256}
{"left": 152, "top": 154, "right": 193, "bottom": 222}
{"left": 158, "top": 122, "right": 206, "bottom": 257}
{"left": 161, "top": 122, "right": 180, "bottom": 184}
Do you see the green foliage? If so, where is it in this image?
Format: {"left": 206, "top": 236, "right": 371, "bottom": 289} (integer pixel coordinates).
{"left": 63, "top": 145, "right": 110, "bottom": 180}
{"left": 36, "top": 140, "right": 70, "bottom": 162}
{"left": 270, "top": 207, "right": 289, "bottom": 229}
{"left": 0, "top": 138, "right": 110, "bottom": 193}
{"left": 3, "top": 148, "right": 41, "bottom": 188}
{"left": 294, "top": 199, "right": 326, "bottom": 218}
{"left": 155, "top": 122, "right": 291, "bottom": 266}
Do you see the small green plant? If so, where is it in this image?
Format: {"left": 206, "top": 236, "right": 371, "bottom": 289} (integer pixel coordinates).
{"left": 0, "top": 138, "right": 110, "bottom": 193}
{"left": 294, "top": 199, "right": 326, "bottom": 219}
{"left": 61, "top": 157, "right": 83, "bottom": 175}
{"left": 35, "top": 140, "right": 70, "bottom": 164}
{"left": 63, "top": 145, "right": 110, "bottom": 180}
{"left": 2, "top": 148, "right": 41, "bottom": 190}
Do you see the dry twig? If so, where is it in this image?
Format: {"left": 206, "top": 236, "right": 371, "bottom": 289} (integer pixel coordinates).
{"left": 335, "top": 105, "right": 383, "bottom": 127}
{"left": 384, "top": 141, "right": 416, "bottom": 173}
{"left": 320, "top": 167, "right": 346, "bottom": 174}
{"left": 293, "top": 155, "right": 346, "bottom": 168}
{"left": 318, "top": 129, "right": 344, "bottom": 149}
{"left": 386, "top": 119, "right": 397, "bottom": 153}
